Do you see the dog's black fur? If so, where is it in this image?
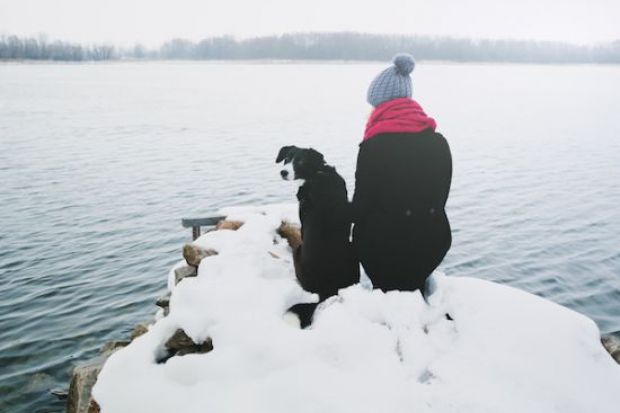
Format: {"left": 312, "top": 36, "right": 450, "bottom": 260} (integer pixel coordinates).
{"left": 276, "top": 146, "right": 360, "bottom": 327}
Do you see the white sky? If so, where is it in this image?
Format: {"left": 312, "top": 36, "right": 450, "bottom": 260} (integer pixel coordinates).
{"left": 1, "top": 0, "right": 619, "bottom": 46}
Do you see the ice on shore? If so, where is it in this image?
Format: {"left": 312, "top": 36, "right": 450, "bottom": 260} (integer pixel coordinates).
{"left": 93, "top": 204, "right": 620, "bottom": 413}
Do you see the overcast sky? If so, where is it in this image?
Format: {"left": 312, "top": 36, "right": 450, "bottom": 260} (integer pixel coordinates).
{"left": 1, "top": 0, "right": 619, "bottom": 46}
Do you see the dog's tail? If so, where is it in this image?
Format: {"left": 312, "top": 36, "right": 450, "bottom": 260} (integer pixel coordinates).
{"left": 286, "top": 303, "right": 318, "bottom": 329}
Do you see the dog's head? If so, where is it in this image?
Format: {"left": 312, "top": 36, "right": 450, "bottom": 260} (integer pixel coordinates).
{"left": 276, "top": 146, "right": 325, "bottom": 181}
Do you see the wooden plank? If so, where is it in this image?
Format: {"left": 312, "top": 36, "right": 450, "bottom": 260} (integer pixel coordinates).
{"left": 181, "top": 216, "right": 226, "bottom": 228}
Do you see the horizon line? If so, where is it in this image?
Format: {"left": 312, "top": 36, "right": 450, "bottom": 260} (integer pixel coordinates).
{"left": 2, "top": 30, "right": 619, "bottom": 48}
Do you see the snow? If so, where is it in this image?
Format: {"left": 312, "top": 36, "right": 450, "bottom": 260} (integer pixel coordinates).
{"left": 93, "top": 204, "right": 620, "bottom": 413}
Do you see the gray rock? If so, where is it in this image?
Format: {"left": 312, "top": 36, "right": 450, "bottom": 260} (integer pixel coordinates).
{"left": 155, "top": 292, "right": 171, "bottom": 316}
{"left": 100, "top": 340, "right": 129, "bottom": 354}
{"left": 156, "top": 292, "right": 171, "bottom": 316}
{"left": 602, "top": 333, "right": 620, "bottom": 364}
{"left": 155, "top": 292, "right": 171, "bottom": 309}
{"left": 130, "top": 323, "right": 149, "bottom": 341}
{"left": 87, "top": 399, "right": 100, "bottom": 413}
{"left": 164, "top": 328, "right": 213, "bottom": 358}
{"left": 66, "top": 325, "right": 149, "bottom": 413}
{"left": 165, "top": 328, "right": 196, "bottom": 350}
{"left": 65, "top": 354, "right": 109, "bottom": 413}
{"left": 183, "top": 243, "right": 218, "bottom": 267}
{"left": 174, "top": 265, "right": 197, "bottom": 285}
{"left": 25, "top": 372, "right": 55, "bottom": 393}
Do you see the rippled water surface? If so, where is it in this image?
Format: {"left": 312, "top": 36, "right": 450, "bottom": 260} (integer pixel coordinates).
{"left": 1, "top": 62, "right": 619, "bottom": 412}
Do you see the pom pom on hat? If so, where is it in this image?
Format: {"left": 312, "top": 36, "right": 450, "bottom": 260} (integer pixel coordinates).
{"left": 367, "top": 53, "right": 415, "bottom": 107}
{"left": 393, "top": 53, "right": 415, "bottom": 75}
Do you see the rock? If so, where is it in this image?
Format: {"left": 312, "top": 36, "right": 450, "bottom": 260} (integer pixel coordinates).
{"left": 65, "top": 340, "right": 129, "bottom": 413}
{"left": 66, "top": 354, "right": 109, "bottom": 413}
{"left": 100, "top": 340, "right": 129, "bottom": 354}
{"left": 165, "top": 328, "right": 197, "bottom": 350}
{"left": 215, "top": 220, "right": 244, "bottom": 231}
{"left": 277, "top": 221, "right": 302, "bottom": 249}
{"left": 25, "top": 372, "right": 55, "bottom": 393}
{"left": 66, "top": 332, "right": 139, "bottom": 413}
{"left": 87, "top": 399, "right": 101, "bottom": 413}
{"left": 602, "top": 333, "right": 620, "bottom": 364}
{"left": 182, "top": 244, "right": 218, "bottom": 267}
{"left": 155, "top": 292, "right": 171, "bottom": 316}
{"left": 159, "top": 328, "right": 214, "bottom": 362}
{"left": 174, "top": 265, "right": 197, "bottom": 285}
{"left": 130, "top": 323, "right": 149, "bottom": 341}
{"left": 176, "top": 343, "right": 213, "bottom": 356}
{"left": 155, "top": 292, "right": 171, "bottom": 308}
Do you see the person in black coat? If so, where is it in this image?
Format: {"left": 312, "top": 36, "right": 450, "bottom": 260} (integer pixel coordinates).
{"left": 352, "top": 54, "right": 452, "bottom": 294}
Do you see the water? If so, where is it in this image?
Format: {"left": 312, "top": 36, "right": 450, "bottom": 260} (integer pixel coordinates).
{"left": 0, "top": 61, "right": 619, "bottom": 412}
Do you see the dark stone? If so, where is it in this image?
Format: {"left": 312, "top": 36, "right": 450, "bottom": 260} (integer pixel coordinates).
{"left": 130, "top": 323, "right": 149, "bottom": 341}
{"left": 87, "top": 399, "right": 100, "bottom": 413}
{"left": 100, "top": 340, "right": 129, "bottom": 354}
{"left": 66, "top": 324, "right": 149, "bottom": 413}
{"left": 65, "top": 354, "right": 107, "bottom": 413}
{"left": 155, "top": 293, "right": 171, "bottom": 316}
{"left": 165, "top": 328, "right": 197, "bottom": 350}
{"left": 176, "top": 343, "right": 213, "bottom": 356}
{"left": 602, "top": 333, "right": 620, "bottom": 364}
{"left": 25, "top": 372, "right": 55, "bottom": 393}
{"left": 158, "top": 328, "right": 214, "bottom": 363}
{"left": 174, "top": 265, "right": 197, "bottom": 285}
{"left": 155, "top": 292, "right": 171, "bottom": 309}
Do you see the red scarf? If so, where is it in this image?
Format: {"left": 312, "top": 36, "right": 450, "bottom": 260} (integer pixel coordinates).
{"left": 363, "top": 98, "right": 437, "bottom": 141}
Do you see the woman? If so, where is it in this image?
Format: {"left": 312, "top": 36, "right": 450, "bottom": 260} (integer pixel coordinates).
{"left": 352, "top": 53, "right": 452, "bottom": 294}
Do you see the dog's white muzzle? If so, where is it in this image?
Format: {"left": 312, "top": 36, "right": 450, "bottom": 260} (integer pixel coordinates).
{"left": 280, "top": 164, "right": 294, "bottom": 181}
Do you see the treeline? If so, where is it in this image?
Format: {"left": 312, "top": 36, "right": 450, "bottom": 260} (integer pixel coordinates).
{"left": 0, "top": 35, "right": 117, "bottom": 61}
{"left": 2, "top": 33, "right": 620, "bottom": 63}
{"left": 158, "top": 33, "right": 620, "bottom": 63}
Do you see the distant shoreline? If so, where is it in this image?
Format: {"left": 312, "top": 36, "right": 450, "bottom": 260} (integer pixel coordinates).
{"left": 2, "top": 32, "right": 619, "bottom": 64}
{"left": 1, "top": 59, "right": 620, "bottom": 66}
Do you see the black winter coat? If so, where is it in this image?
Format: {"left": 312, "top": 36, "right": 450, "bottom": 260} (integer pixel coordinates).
{"left": 352, "top": 130, "right": 452, "bottom": 292}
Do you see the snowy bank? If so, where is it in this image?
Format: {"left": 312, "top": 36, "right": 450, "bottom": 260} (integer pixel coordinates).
{"left": 92, "top": 204, "right": 620, "bottom": 413}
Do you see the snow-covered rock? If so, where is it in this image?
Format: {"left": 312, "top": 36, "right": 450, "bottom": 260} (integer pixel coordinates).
{"left": 92, "top": 204, "right": 620, "bottom": 413}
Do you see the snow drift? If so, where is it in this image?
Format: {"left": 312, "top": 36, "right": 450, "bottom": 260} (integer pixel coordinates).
{"left": 92, "top": 204, "right": 620, "bottom": 413}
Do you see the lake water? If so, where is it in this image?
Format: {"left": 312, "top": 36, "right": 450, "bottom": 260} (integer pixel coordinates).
{"left": 0, "top": 61, "right": 619, "bottom": 412}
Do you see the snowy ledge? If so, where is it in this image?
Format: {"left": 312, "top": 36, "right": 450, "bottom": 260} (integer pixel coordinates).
{"left": 91, "top": 204, "right": 620, "bottom": 413}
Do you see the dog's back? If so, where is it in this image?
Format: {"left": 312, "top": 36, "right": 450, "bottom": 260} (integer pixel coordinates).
{"left": 296, "top": 166, "right": 359, "bottom": 300}
{"left": 276, "top": 146, "right": 360, "bottom": 326}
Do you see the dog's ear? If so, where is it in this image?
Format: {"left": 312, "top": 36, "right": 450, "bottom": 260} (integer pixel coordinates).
{"left": 307, "top": 148, "right": 325, "bottom": 166}
{"left": 276, "top": 145, "right": 298, "bottom": 164}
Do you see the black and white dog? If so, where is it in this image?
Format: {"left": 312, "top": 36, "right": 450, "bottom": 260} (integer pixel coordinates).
{"left": 276, "top": 145, "right": 360, "bottom": 327}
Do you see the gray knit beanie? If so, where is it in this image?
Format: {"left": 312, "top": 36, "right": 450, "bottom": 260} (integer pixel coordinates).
{"left": 367, "top": 53, "right": 415, "bottom": 107}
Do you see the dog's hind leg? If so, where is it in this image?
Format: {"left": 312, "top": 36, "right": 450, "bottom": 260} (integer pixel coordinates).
{"left": 421, "top": 274, "right": 437, "bottom": 304}
{"left": 422, "top": 273, "right": 453, "bottom": 321}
